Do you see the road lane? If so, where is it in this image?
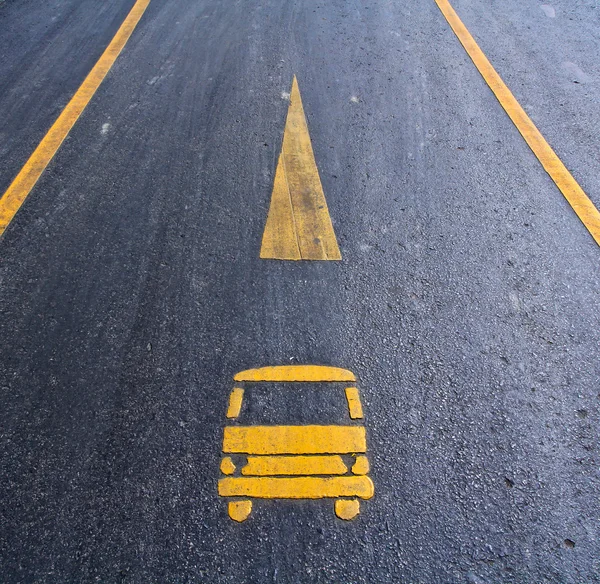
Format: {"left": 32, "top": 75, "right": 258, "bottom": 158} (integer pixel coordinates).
{"left": 0, "top": 0, "right": 150, "bottom": 235}
{"left": 0, "top": 0, "right": 136, "bottom": 195}
{"left": 444, "top": 0, "right": 600, "bottom": 211}
{"left": 434, "top": 0, "right": 600, "bottom": 245}
{"left": 1, "top": 0, "right": 599, "bottom": 582}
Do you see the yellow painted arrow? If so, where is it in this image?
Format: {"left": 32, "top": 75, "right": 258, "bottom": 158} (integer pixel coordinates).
{"left": 260, "top": 77, "right": 341, "bottom": 260}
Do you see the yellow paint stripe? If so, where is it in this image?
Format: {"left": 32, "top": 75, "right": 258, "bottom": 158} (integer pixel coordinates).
{"left": 234, "top": 365, "right": 356, "bottom": 383}
{"left": 223, "top": 425, "right": 367, "bottom": 455}
{"left": 218, "top": 475, "right": 374, "bottom": 499}
{"left": 226, "top": 388, "right": 244, "bottom": 418}
{"left": 260, "top": 76, "right": 342, "bottom": 260}
{"left": 241, "top": 455, "right": 348, "bottom": 476}
{"left": 345, "top": 387, "right": 364, "bottom": 419}
{"left": 0, "top": 0, "right": 151, "bottom": 237}
{"left": 434, "top": 0, "right": 600, "bottom": 246}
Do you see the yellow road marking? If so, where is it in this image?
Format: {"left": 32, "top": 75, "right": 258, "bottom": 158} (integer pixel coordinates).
{"left": 223, "top": 425, "right": 367, "bottom": 455}
{"left": 241, "top": 455, "right": 348, "bottom": 476}
{"left": 260, "top": 76, "right": 342, "bottom": 260}
{"left": 261, "top": 153, "right": 302, "bottom": 259}
{"left": 335, "top": 499, "right": 361, "bottom": 520}
{"left": 220, "top": 457, "right": 236, "bottom": 475}
{"left": 226, "top": 387, "right": 244, "bottom": 418}
{"left": 220, "top": 366, "right": 373, "bottom": 521}
{"left": 434, "top": 0, "right": 600, "bottom": 246}
{"left": 351, "top": 455, "right": 370, "bottom": 475}
{"left": 0, "top": 0, "right": 151, "bottom": 237}
{"left": 345, "top": 387, "right": 364, "bottom": 419}
{"left": 218, "top": 476, "right": 374, "bottom": 499}
{"left": 228, "top": 500, "right": 252, "bottom": 522}
{"left": 234, "top": 365, "right": 355, "bottom": 383}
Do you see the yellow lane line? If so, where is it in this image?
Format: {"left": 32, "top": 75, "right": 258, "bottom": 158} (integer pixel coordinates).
{"left": 0, "top": 0, "right": 151, "bottom": 237}
{"left": 222, "top": 425, "right": 367, "bottom": 455}
{"left": 260, "top": 76, "right": 342, "bottom": 260}
{"left": 234, "top": 365, "right": 356, "bottom": 382}
{"left": 434, "top": 0, "right": 600, "bottom": 246}
{"left": 218, "top": 475, "right": 374, "bottom": 499}
{"left": 241, "top": 455, "right": 348, "bottom": 476}
{"left": 226, "top": 388, "right": 244, "bottom": 418}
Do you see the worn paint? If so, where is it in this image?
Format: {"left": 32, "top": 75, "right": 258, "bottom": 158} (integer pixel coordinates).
{"left": 260, "top": 76, "right": 342, "bottom": 260}
{"left": 0, "top": 0, "right": 151, "bottom": 237}
{"left": 434, "top": 0, "right": 600, "bottom": 246}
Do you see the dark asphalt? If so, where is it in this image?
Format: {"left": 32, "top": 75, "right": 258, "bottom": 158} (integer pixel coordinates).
{"left": 1, "top": 0, "right": 599, "bottom": 582}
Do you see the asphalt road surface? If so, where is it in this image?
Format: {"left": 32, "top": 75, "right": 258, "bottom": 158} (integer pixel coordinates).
{"left": 1, "top": 0, "right": 599, "bottom": 582}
